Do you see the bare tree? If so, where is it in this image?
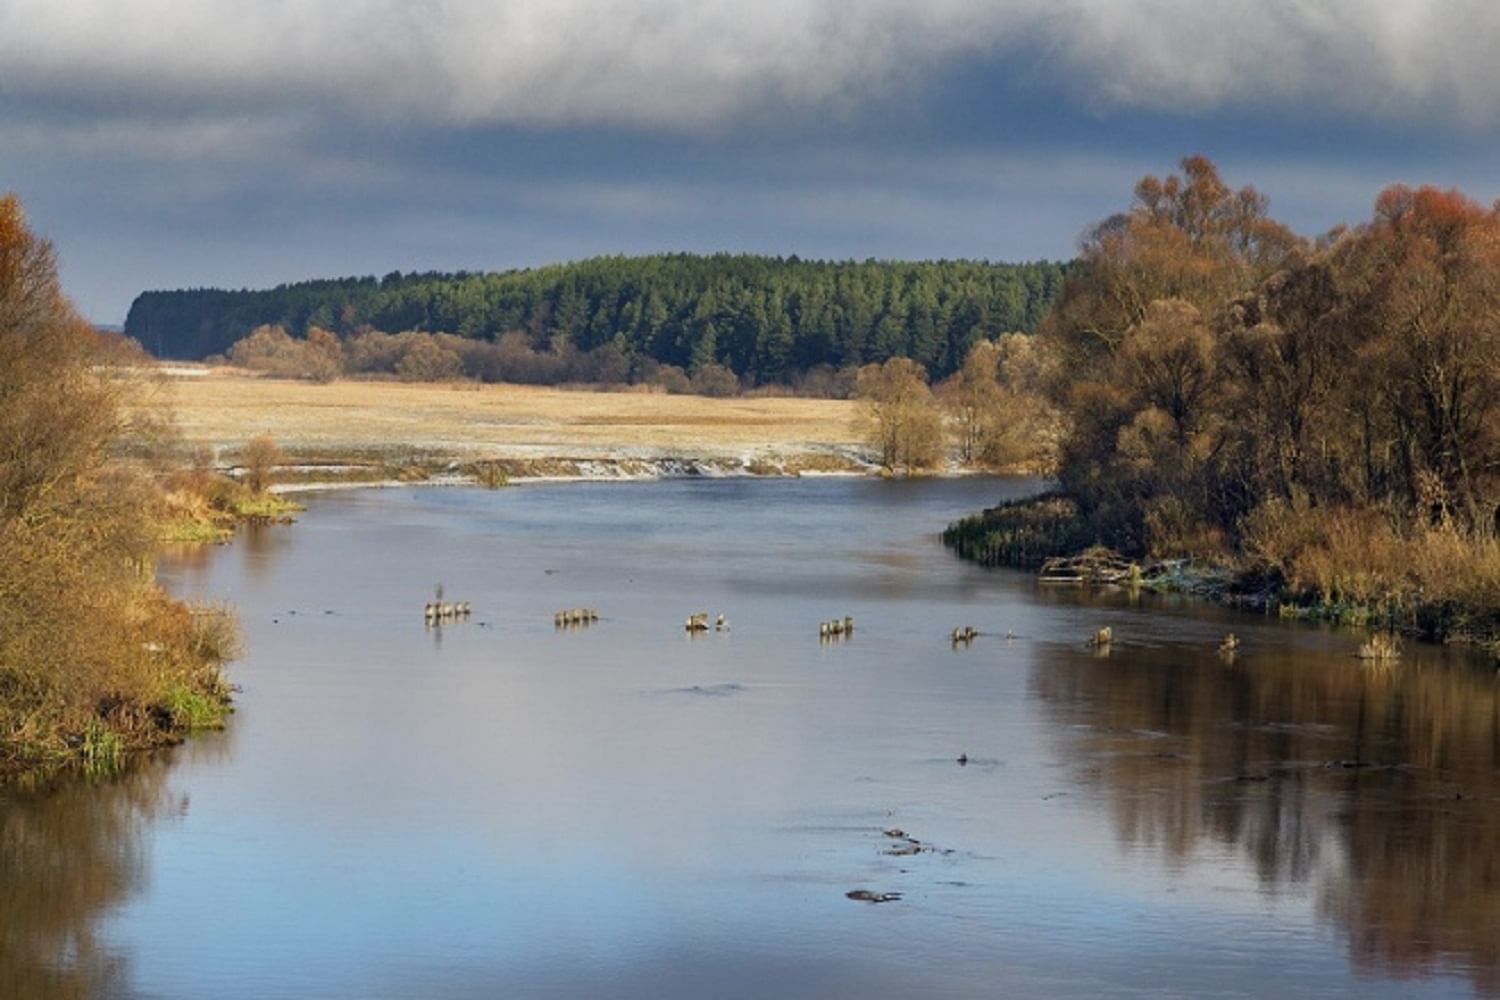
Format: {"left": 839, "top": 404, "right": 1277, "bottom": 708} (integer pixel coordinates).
{"left": 856, "top": 358, "right": 945, "bottom": 473}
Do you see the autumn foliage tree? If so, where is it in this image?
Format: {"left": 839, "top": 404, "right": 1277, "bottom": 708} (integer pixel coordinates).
{"left": 856, "top": 357, "right": 945, "bottom": 473}
{"left": 937, "top": 336, "right": 1060, "bottom": 471}
{"left": 937, "top": 341, "right": 1004, "bottom": 464}
{"left": 1046, "top": 155, "right": 1299, "bottom": 365}
{"left": 1336, "top": 186, "right": 1500, "bottom": 525}
{"left": 0, "top": 194, "right": 233, "bottom": 772}
{"left": 1023, "top": 157, "right": 1500, "bottom": 632}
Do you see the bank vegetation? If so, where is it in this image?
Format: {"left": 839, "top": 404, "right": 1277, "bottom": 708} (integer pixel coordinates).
{"left": 0, "top": 195, "right": 262, "bottom": 778}
{"left": 947, "top": 157, "right": 1500, "bottom": 647}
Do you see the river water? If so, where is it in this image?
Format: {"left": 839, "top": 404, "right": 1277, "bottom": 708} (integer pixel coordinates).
{"left": 3, "top": 477, "right": 1498, "bottom": 998}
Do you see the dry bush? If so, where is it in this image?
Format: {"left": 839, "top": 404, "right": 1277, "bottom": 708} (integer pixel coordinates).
{"left": 1141, "top": 495, "right": 1228, "bottom": 558}
{"left": 312, "top": 324, "right": 660, "bottom": 389}
{"left": 304, "top": 326, "right": 345, "bottom": 381}
{"left": 622, "top": 381, "right": 666, "bottom": 394}
{"left": 226, "top": 323, "right": 291, "bottom": 369}
{"left": 443, "top": 335, "right": 509, "bottom": 382}
{"left": 742, "top": 383, "right": 796, "bottom": 399}
{"left": 1243, "top": 499, "right": 1379, "bottom": 603}
{"left": 793, "top": 364, "right": 859, "bottom": 399}
{"left": 1405, "top": 527, "right": 1500, "bottom": 612}
{"left": 184, "top": 604, "right": 244, "bottom": 667}
{"left": 651, "top": 363, "right": 692, "bottom": 395}
{"left": 242, "top": 435, "right": 283, "bottom": 494}
{"left": 937, "top": 338, "right": 1061, "bottom": 471}
{"left": 344, "top": 329, "right": 408, "bottom": 373}
{"left": 978, "top": 388, "right": 1059, "bottom": 471}
{"left": 394, "top": 338, "right": 464, "bottom": 382}
{"left": 689, "top": 362, "right": 740, "bottom": 398}
{"left": 992, "top": 331, "right": 1056, "bottom": 396}
{"left": 489, "top": 331, "right": 560, "bottom": 383}
{"left": 570, "top": 340, "right": 631, "bottom": 385}
{"left": 1245, "top": 498, "right": 1500, "bottom": 639}
{"left": 228, "top": 324, "right": 339, "bottom": 382}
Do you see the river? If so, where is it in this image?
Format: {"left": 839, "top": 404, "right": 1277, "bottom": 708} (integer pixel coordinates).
{"left": 3, "top": 477, "right": 1498, "bottom": 998}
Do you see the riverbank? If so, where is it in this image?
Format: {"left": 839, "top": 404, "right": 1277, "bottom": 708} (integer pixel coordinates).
{"left": 156, "top": 366, "right": 874, "bottom": 487}
{"left": 945, "top": 494, "right": 1500, "bottom": 656}
{"left": 264, "top": 449, "right": 875, "bottom": 493}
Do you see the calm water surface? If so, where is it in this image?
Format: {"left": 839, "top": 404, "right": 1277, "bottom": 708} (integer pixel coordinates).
{"left": 4, "top": 477, "right": 1499, "bottom": 998}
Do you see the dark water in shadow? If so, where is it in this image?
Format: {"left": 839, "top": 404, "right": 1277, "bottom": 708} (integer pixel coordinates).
{"left": 4, "top": 477, "right": 1498, "bottom": 998}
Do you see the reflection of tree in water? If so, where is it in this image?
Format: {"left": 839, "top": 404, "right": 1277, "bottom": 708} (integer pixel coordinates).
{"left": 1031, "top": 641, "right": 1500, "bottom": 994}
{"left": 0, "top": 763, "right": 183, "bottom": 999}
{"left": 241, "top": 520, "right": 295, "bottom": 581}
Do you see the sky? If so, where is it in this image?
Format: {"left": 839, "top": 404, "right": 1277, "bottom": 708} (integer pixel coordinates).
{"left": 3, "top": 0, "right": 1499, "bottom": 323}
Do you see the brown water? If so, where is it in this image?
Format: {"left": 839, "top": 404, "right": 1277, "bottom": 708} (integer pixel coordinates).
{"left": 3, "top": 477, "right": 1499, "bottom": 999}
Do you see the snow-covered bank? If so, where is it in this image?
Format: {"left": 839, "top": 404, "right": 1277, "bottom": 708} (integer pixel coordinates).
{"left": 266, "top": 448, "right": 881, "bottom": 494}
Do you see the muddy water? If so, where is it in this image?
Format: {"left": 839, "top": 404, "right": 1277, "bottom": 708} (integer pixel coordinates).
{"left": 3, "top": 477, "right": 1498, "bottom": 998}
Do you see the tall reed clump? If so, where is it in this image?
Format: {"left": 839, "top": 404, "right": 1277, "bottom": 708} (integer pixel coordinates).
{"left": 943, "top": 494, "right": 1094, "bottom": 569}
{"left": 1242, "top": 496, "right": 1500, "bottom": 641}
{"left": 468, "top": 461, "right": 510, "bottom": 489}
{"left": 0, "top": 193, "right": 241, "bottom": 777}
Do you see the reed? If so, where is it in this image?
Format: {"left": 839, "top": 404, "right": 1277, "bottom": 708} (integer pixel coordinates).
{"left": 943, "top": 494, "right": 1093, "bottom": 569}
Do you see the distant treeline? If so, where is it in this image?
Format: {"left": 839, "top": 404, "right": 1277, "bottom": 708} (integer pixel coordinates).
{"left": 124, "top": 254, "right": 1067, "bottom": 382}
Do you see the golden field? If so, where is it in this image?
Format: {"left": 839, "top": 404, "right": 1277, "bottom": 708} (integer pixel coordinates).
{"left": 156, "top": 367, "right": 866, "bottom": 471}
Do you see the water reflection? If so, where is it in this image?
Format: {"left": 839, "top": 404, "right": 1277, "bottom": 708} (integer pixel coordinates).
{"left": 0, "top": 765, "right": 179, "bottom": 999}
{"left": 156, "top": 521, "right": 295, "bottom": 589}
{"left": 152, "top": 540, "right": 219, "bottom": 579}
{"left": 1032, "top": 634, "right": 1500, "bottom": 993}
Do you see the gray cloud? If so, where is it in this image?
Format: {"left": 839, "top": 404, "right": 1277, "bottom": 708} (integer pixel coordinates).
{"left": 4, "top": 1, "right": 1499, "bottom": 131}
{"left": 1062, "top": 0, "right": 1500, "bottom": 125}
{"left": 1, "top": 114, "right": 304, "bottom": 161}
{"left": 6, "top": 0, "right": 1499, "bottom": 323}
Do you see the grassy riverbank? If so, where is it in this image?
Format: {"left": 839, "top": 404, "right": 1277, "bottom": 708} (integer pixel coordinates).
{"left": 154, "top": 471, "right": 304, "bottom": 542}
{"left": 0, "top": 195, "right": 250, "bottom": 783}
{"left": 945, "top": 496, "right": 1500, "bottom": 653}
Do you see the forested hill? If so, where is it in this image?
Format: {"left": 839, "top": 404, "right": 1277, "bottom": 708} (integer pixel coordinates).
{"left": 125, "top": 254, "right": 1067, "bottom": 381}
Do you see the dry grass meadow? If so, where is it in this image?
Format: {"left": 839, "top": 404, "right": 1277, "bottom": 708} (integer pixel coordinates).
{"left": 159, "top": 367, "right": 865, "bottom": 469}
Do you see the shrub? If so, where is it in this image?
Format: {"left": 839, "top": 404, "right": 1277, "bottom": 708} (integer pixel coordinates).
{"left": 228, "top": 324, "right": 339, "bottom": 381}
{"left": 689, "top": 362, "right": 740, "bottom": 398}
{"left": 652, "top": 364, "right": 692, "bottom": 395}
{"left": 394, "top": 339, "right": 464, "bottom": 382}
{"left": 243, "top": 435, "right": 283, "bottom": 494}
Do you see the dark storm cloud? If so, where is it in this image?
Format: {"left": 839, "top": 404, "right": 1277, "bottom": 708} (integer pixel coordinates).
{"left": 2, "top": 1, "right": 1498, "bottom": 320}
{"left": 9, "top": 1, "right": 1500, "bottom": 129}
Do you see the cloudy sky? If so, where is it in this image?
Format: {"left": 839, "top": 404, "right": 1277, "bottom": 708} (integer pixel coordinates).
{"left": 3, "top": 0, "right": 1499, "bottom": 322}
